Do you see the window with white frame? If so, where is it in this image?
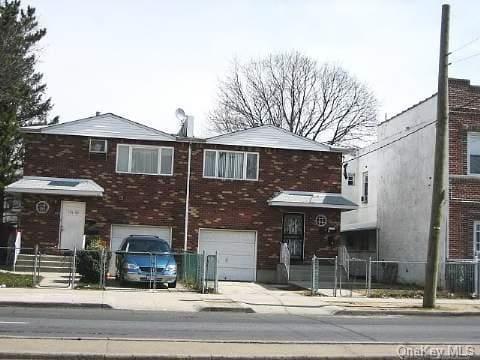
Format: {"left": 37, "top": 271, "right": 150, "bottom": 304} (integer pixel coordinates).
{"left": 468, "top": 133, "right": 480, "bottom": 174}
{"left": 203, "top": 149, "right": 258, "bottom": 180}
{"left": 474, "top": 222, "right": 480, "bottom": 256}
{"left": 116, "top": 144, "right": 174, "bottom": 175}
{"left": 347, "top": 173, "right": 355, "bottom": 186}
{"left": 361, "top": 171, "right": 368, "bottom": 203}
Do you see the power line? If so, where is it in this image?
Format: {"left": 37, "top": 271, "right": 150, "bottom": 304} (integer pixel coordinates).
{"left": 450, "top": 51, "right": 480, "bottom": 65}
{"left": 450, "top": 35, "right": 480, "bottom": 54}
{"left": 344, "top": 119, "right": 437, "bottom": 164}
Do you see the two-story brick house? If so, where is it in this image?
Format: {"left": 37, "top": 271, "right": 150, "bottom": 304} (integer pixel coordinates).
{"left": 6, "top": 114, "right": 356, "bottom": 282}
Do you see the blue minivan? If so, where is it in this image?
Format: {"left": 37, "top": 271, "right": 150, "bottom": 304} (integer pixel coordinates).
{"left": 116, "top": 235, "right": 177, "bottom": 288}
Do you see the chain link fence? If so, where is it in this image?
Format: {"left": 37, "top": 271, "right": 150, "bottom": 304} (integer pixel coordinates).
{"left": 0, "top": 246, "right": 219, "bottom": 293}
{"left": 445, "top": 260, "right": 479, "bottom": 295}
{"left": 311, "top": 256, "right": 338, "bottom": 296}
{"left": 310, "top": 256, "right": 480, "bottom": 298}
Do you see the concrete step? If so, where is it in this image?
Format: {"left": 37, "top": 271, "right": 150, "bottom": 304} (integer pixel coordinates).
{"left": 15, "top": 265, "right": 72, "bottom": 273}
{"left": 15, "top": 254, "right": 73, "bottom": 273}
{"left": 17, "top": 261, "right": 73, "bottom": 268}
{"left": 17, "top": 254, "right": 72, "bottom": 262}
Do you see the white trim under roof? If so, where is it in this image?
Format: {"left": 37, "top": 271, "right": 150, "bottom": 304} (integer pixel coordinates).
{"left": 268, "top": 191, "right": 357, "bottom": 210}
{"left": 21, "top": 113, "right": 176, "bottom": 142}
{"left": 5, "top": 176, "right": 104, "bottom": 197}
{"left": 206, "top": 125, "right": 339, "bottom": 152}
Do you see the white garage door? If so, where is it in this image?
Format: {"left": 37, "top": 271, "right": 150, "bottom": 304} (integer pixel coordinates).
{"left": 198, "top": 229, "right": 256, "bottom": 282}
{"left": 109, "top": 225, "right": 172, "bottom": 276}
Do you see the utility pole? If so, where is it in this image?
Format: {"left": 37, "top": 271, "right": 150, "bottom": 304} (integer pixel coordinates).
{"left": 423, "top": 3, "right": 450, "bottom": 308}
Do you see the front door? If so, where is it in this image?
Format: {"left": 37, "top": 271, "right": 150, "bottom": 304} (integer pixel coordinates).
{"left": 59, "top": 201, "right": 86, "bottom": 250}
{"left": 282, "top": 213, "right": 304, "bottom": 260}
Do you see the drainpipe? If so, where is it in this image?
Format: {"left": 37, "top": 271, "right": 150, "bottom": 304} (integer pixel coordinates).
{"left": 184, "top": 142, "right": 192, "bottom": 251}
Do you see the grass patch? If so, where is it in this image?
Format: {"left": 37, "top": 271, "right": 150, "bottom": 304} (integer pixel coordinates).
{"left": 367, "top": 288, "right": 471, "bottom": 299}
{"left": 0, "top": 272, "right": 34, "bottom": 287}
{"left": 368, "top": 288, "right": 424, "bottom": 298}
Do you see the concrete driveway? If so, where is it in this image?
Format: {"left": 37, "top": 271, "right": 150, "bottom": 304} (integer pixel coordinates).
{"left": 218, "top": 281, "right": 340, "bottom": 315}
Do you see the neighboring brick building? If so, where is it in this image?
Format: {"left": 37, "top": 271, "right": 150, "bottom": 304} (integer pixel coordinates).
{"left": 448, "top": 78, "right": 480, "bottom": 259}
{"left": 341, "top": 78, "right": 480, "bottom": 285}
{"left": 6, "top": 114, "right": 356, "bottom": 282}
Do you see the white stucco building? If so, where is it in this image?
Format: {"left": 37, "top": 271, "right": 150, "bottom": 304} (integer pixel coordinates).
{"left": 341, "top": 94, "right": 448, "bottom": 285}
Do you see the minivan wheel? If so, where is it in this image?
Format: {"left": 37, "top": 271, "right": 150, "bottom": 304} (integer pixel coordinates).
{"left": 168, "top": 280, "right": 177, "bottom": 289}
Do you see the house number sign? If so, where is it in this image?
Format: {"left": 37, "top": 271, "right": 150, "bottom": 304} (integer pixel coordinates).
{"left": 314, "top": 214, "right": 327, "bottom": 227}
{"left": 36, "top": 201, "right": 50, "bottom": 214}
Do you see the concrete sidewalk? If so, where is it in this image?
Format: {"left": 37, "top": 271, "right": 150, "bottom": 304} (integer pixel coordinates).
{"left": 1, "top": 282, "right": 480, "bottom": 315}
{"left": 2, "top": 338, "right": 479, "bottom": 359}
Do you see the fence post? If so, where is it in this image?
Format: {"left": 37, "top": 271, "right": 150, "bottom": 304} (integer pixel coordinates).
{"left": 100, "top": 248, "right": 106, "bottom": 290}
{"left": 71, "top": 247, "right": 77, "bottom": 289}
{"left": 202, "top": 250, "right": 206, "bottom": 294}
{"left": 367, "top": 257, "right": 372, "bottom": 297}
{"left": 350, "top": 259, "right": 354, "bottom": 298}
{"left": 33, "top": 244, "right": 39, "bottom": 287}
{"left": 153, "top": 254, "right": 157, "bottom": 291}
{"left": 334, "top": 256, "right": 338, "bottom": 297}
{"left": 214, "top": 251, "right": 219, "bottom": 294}
{"left": 183, "top": 252, "right": 187, "bottom": 282}
{"left": 475, "top": 256, "right": 479, "bottom": 298}
{"left": 477, "top": 259, "right": 480, "bottom": 299}
{"left": 311, "top": 255, "right": 316, "bottom": 296}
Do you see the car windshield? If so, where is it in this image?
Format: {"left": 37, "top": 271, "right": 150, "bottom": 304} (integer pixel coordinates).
{"left": 124, "top": 239, "right": 170, "bottom": 253}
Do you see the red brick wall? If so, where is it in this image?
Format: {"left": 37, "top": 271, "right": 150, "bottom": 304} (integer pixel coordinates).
{"left": 448, "top": 78, "right": 480, "bottom": 259}
{"left": 22, "top": 134, "right": 188, "bottom": 250}
{"left": 20, "top": 133, "right": 342, "bottom": 269}
{"left": 187, "top": 144, "right": 342, "bottom": 268}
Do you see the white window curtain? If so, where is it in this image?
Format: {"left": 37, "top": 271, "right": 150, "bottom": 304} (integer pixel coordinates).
{"left": 117, "top": 145, "right": 130, "bottom": 172}
{"left": 204, "top": 151, "right": 216, "bottom": 177}
{"left": 246, "top": 153, "right": 258, "bottom": 180}
{"left": 131, "top": 147, "right": 158, "bottom": 174}
{"left": 225, "top": 152, "right": 244, "bottom": 179}
{"left": 218, "top": 152, "right": 227, "bottom": 178}
{"left": 160, "top": 148, "right": 173, "bottom": 175}
{"left": 204, "top": 150, "right": 258, "bottom": 180}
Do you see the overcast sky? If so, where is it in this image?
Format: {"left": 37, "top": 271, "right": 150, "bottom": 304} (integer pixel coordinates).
{"left": 26, "top": 0, "right": 480, "bottom": 137}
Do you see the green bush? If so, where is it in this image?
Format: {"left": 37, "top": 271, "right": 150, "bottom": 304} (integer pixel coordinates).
{"left": 76, "top": 237, "right": 111, "bottom": 283}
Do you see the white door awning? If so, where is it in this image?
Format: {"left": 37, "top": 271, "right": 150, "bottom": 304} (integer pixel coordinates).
{"left": 5, "top": 176, "right": 104, "bottom": 197}
{"left": 268, "top": 191, "right": 357, "bottom": 210}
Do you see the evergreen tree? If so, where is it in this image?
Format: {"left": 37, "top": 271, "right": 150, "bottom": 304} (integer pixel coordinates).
{"left": 0, "top": 0, "right": 56, "bottom": 224}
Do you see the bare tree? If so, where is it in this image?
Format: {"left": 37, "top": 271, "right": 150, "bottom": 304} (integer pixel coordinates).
{"left": 209, "top": 52, "right": 378, "bottom": 145}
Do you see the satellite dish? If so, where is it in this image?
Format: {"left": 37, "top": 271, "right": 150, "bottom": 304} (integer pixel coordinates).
{"left": 175, "top": 108, "right": 187, "bottom": 122}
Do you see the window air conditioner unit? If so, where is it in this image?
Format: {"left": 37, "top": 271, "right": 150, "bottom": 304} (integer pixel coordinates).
{"left": 89, "top": 139, "right": 107, "bottom": 154}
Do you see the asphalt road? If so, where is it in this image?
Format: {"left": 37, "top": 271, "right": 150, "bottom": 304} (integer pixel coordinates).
{"left": 0, "top": 306, "right": 479, "bottom": 343}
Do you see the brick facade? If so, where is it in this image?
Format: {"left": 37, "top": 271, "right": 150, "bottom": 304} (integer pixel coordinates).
{"left": 19, "top": 132, "right": 342, "bottom": 272}
{"left": 448, "top": 78, "right": 480, "bottom": 259}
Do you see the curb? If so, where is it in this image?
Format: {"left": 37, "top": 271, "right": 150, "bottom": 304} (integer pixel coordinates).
{"left": 0, "top": 352, "right": 401, "bottom": 360}
{"left": 335, "top": 309, "right": 480, "bottom": 316}
{"left": 0, "top": 302, "right": 112, "bottom": 309}
{"left": 197, "top": 306, "right": 255, "bottom": 313}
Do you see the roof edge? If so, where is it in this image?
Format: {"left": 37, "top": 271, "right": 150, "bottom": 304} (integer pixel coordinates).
{"left": 22, "top": 113, "right": 176, "bottom": 140}
{"left": 206, "top": 125, "right": 334, "bottom": 152}
{"left": 379, "top": 93, "right": 437, "bottom": 126}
